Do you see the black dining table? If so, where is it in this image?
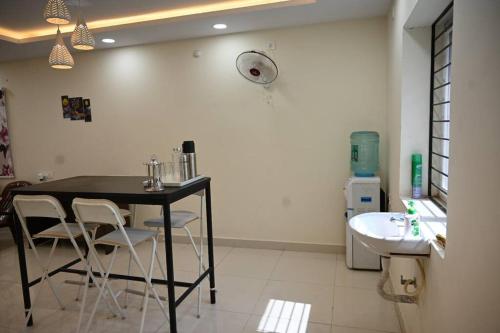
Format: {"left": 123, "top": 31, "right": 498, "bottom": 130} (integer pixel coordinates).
{"left": 12, "top": 175, "right": 216, "bottom": 333}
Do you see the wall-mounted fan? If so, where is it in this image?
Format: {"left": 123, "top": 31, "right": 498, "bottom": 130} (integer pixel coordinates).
{"left": 236, "top": 51, "right": 278, "bottom": 85}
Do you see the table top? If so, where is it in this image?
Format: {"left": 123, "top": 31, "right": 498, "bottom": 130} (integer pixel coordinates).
{"left": 12, "top": 176, "right": 210, "bottom": 205}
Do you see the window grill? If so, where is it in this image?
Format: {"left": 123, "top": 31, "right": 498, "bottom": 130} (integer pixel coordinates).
{"left": 429, "top": 2, "right": 453, "bottom": 211}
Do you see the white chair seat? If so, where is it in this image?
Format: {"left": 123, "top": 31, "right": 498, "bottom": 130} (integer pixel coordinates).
{"left": 144, "top": 210, "right": 198, "bottom": 229}
{"left": 94, "top": 228, "right": 157, "bottom": 247}
{"left": 120, "top": 209, "right": 131, "bottom": 217}
{"left": 34, "top": 223, "right": 94, "bottom": 239}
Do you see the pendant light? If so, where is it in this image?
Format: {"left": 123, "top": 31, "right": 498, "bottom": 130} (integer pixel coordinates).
{"left": 71, "top": 16, "right": 95, "bottom": 50}
{"left": 43, "top": 0, "right": 71, "bottom": 25}
{"left": 49, "top": 27, "right": 75, "bottom": 69}
{"left": 71, "top": 0, "right": 95, "bottom": 50}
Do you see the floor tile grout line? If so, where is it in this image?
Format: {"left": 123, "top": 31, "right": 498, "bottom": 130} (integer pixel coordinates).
{"left": 334, "top": 283, "right": 383, "bottom": 291}
{"left": 330, "top": 252, "right": 338, "bottom": 327}
{"left": 213, "top": 246, "right": 234, "bottom": 268}
{"left": 332, "top": 323, "right": 400, "bottom": 333}
{"left": 268, "top": 248, "right": 285, "bottom": 278}
{"left": 246, "top": 248, "right": 284, "bottom": 317}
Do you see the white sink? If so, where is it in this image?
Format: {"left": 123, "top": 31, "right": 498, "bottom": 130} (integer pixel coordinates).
{"left": 349, "top": 212, "right": 431, "bottom": 257}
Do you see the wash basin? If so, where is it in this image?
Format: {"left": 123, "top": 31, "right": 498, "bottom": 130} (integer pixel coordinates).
{"left": 349, "top": 212, "right": 431, "bottom": 257}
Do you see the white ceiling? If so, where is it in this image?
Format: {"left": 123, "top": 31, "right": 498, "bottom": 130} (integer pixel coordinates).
{"left": 0, "top": 0, "right": 390, "bottom": 63}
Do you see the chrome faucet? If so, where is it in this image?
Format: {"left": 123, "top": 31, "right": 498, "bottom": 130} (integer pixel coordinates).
{"left": 390, "top": 214, "right": 405, "bottom": 222}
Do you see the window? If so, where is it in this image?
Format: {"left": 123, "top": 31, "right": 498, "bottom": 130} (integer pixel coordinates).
{"left": 429, "top": 2, "right": 453, "bottom": 211}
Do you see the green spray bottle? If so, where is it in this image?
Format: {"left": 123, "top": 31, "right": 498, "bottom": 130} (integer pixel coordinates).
{"left": 412, "top": 154, "right": 422, "bottom": 199}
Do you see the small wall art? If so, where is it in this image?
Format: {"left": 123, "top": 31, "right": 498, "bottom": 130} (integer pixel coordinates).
{"left": 0, "top": 88, "right": 15, "bottom": 178}
{"left": 61, "top": 95, "right": 92, "bottom": 122}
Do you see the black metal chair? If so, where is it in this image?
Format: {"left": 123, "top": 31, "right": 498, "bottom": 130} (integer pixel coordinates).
{"left": 0, "top": 181, "right": 32, "bottom": 243}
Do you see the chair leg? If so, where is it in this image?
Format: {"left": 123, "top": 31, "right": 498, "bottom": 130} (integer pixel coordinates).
{"left": 44, "top": 238, "right": 66, "bottom": 310}
{"left": 129, "top": 238, "right": 169, "bottom": 322}
{"left": 85, "top": 245, "right": 120, "bottom": 333}
{"left": 24, "top": 238, "right": 65, "bottom": 326}
{"left": 86, "top": 231, "right": 126, "bottom": 319}
{"left": 62, "top": 224, "right": 123, "bottom": 330}
{"left": 141, "top": 230, "right": 168, "bottom": 310}
{"left": 76, "top": 269, "right": 90, "bottom": 333}
{"left": 153, "top": 232, "right": 169, "bottom": 306}
{"left": 184, "top": 226, "right": 207, "bottom": 271}
{"left": 139, "top": 238, "right": 157, "bottom": 333}
{"left": 124, "top": 249, "right": 132, "bottom": 308}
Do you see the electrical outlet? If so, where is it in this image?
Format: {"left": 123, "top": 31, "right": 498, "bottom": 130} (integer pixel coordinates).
{"left": 37, "top": 171, "right": 54, "bottom": 182}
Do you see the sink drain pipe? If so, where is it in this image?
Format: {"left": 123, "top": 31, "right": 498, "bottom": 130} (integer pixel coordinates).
{"left": 377, "top": 257, "right": 425, "bottom": 304}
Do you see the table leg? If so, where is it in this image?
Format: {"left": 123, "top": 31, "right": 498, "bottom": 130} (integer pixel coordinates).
{"left": 205, "top": 182, "right": 216, "bottom": 304}
{"left": 14, "top": 213, "right": 33, "bottom": 326}
{"left": 162, "top": 203, "right": 177, "bottom": 333}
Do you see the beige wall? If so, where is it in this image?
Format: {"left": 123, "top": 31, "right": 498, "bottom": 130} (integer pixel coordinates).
{"left": 436, "top": 0, "right": 500, "bottom": 331}
{"left": 0, "top": 18, "right": 388, "bottom": 247}
{"left": 386, "top": 2, "right": 422, "bottom": 331}
{"left": 387, "top": 0, "right": 500, "bottom": 332}
{"left": 386, "top": 0, "right": 417, "bottom": 211}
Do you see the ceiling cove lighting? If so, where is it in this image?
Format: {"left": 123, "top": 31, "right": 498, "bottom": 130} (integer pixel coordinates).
{"left": 71, "top": 0, "right": 95, "bottom": 50}
{"left": 101, "top": 38, "right": 115, "bottom": 44}
{"left": 49, "top": 27, "right": 74, "bottom": 69}
{"left": 213, "top": 23, "right": 227, "bottom": 30}
{"left": 1, "top": 0, "right": 315, "bottom": 43}
{"left": 43, "top": 0, "right": 72, "bottom": 25}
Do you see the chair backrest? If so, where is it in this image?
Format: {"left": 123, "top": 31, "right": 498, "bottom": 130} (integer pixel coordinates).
{"left": 0, "top": 181, "right": 32, "bottom": 214}
{"left": 72, "top": 198, "right": 126, "bottom": 226}
{"left": 13, "top": 195, "right": 67, "bottom": 220}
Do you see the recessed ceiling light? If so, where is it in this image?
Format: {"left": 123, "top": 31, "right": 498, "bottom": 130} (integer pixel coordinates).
{"left": 101, "top": 38, "right": 115, "bottom": 44}
{"left": 213, "top": 23, "right": 227, "bottom": 30}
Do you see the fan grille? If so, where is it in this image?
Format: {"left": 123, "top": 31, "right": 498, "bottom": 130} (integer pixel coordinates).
{"left": 236, "top": 51, "right": 278, "bottom": 85}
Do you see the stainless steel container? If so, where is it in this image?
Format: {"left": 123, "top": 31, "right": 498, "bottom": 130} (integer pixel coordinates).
{"left": 180, "top": 154, "right": 190, "bottom": 181}
{"left": 144, "top": 155, "right": 164, "bottom": 192}
{"left": 181, "top": 140, "right": 197, "bottom": 180}
{"left": 185, "top": 153, "right": 197, "bottom": 179}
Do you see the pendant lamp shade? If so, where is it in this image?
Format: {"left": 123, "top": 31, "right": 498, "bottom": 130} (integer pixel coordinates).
{"left": 49, "top": 28, "right": 74, "bottom": 69}
{"left": 71, "top": 16, "right": 95, "bottom": 50}
{"left": 43, "top": 0, "right": 71, "bottom": 25}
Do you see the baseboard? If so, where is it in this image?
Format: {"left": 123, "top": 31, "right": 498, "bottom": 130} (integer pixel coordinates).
{"left": 170, "top": 234, "right": 346, "bottom": 254}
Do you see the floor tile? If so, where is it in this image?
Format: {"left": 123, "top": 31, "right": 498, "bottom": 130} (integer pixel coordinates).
{"left": 244, "top": 314, "right": 331, "bottom": 333}
{"left": 253, "top": 280, "right": 334, "bottom": 324}
{"left": 0, "top": 239, "right": 402, "bottom": 333}
{"left": 0, "top": 241, "right": 79, "bottom": 283}
{"left": 24, "top": 308, "right": 92, "bottom": 333}
{"left": 158, "top": 308, "right": 250, "bottom": 333}
{"left": 192, "top": 274, "right": 268, "bottom": 314}
{"left": 271, "top": 255, "right": 336, "bottom": 286}
{"left": 216, "top": 248, "right": 282, "bottom": 279}
{"left": 0, "top": 281, "right": 33, "bottom": 329}
{"left": 282, "top": 251, "right": 337, "bottom": 261}
{"left": 331, "top": 325, "right": 390, "bottom": 333}
{"left": 335, "top": 257, "right": 380, "bottom": 290}
{"left": 332, "top": 287, "right": 400, "bottom": 333}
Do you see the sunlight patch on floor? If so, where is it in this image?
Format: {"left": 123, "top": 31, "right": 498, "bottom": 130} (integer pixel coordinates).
{"left": 257, "top": 299, "right": 311, "bottom": 333}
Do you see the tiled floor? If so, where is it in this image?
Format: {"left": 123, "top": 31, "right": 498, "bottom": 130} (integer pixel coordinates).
{"left": 0, "top": 233, "right": 401, "bottom": 333}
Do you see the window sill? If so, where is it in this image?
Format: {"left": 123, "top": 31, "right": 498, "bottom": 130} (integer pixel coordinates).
{"left": 401, "top": 197, "right": 447, "bottom": 260}
{"left": 401, "top": 197, "right": 447, "bottom": 222}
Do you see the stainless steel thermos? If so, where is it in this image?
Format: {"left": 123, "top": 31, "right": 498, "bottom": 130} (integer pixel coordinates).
{"left": 182, "top": 141, "right": 197, "bottom": 180}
